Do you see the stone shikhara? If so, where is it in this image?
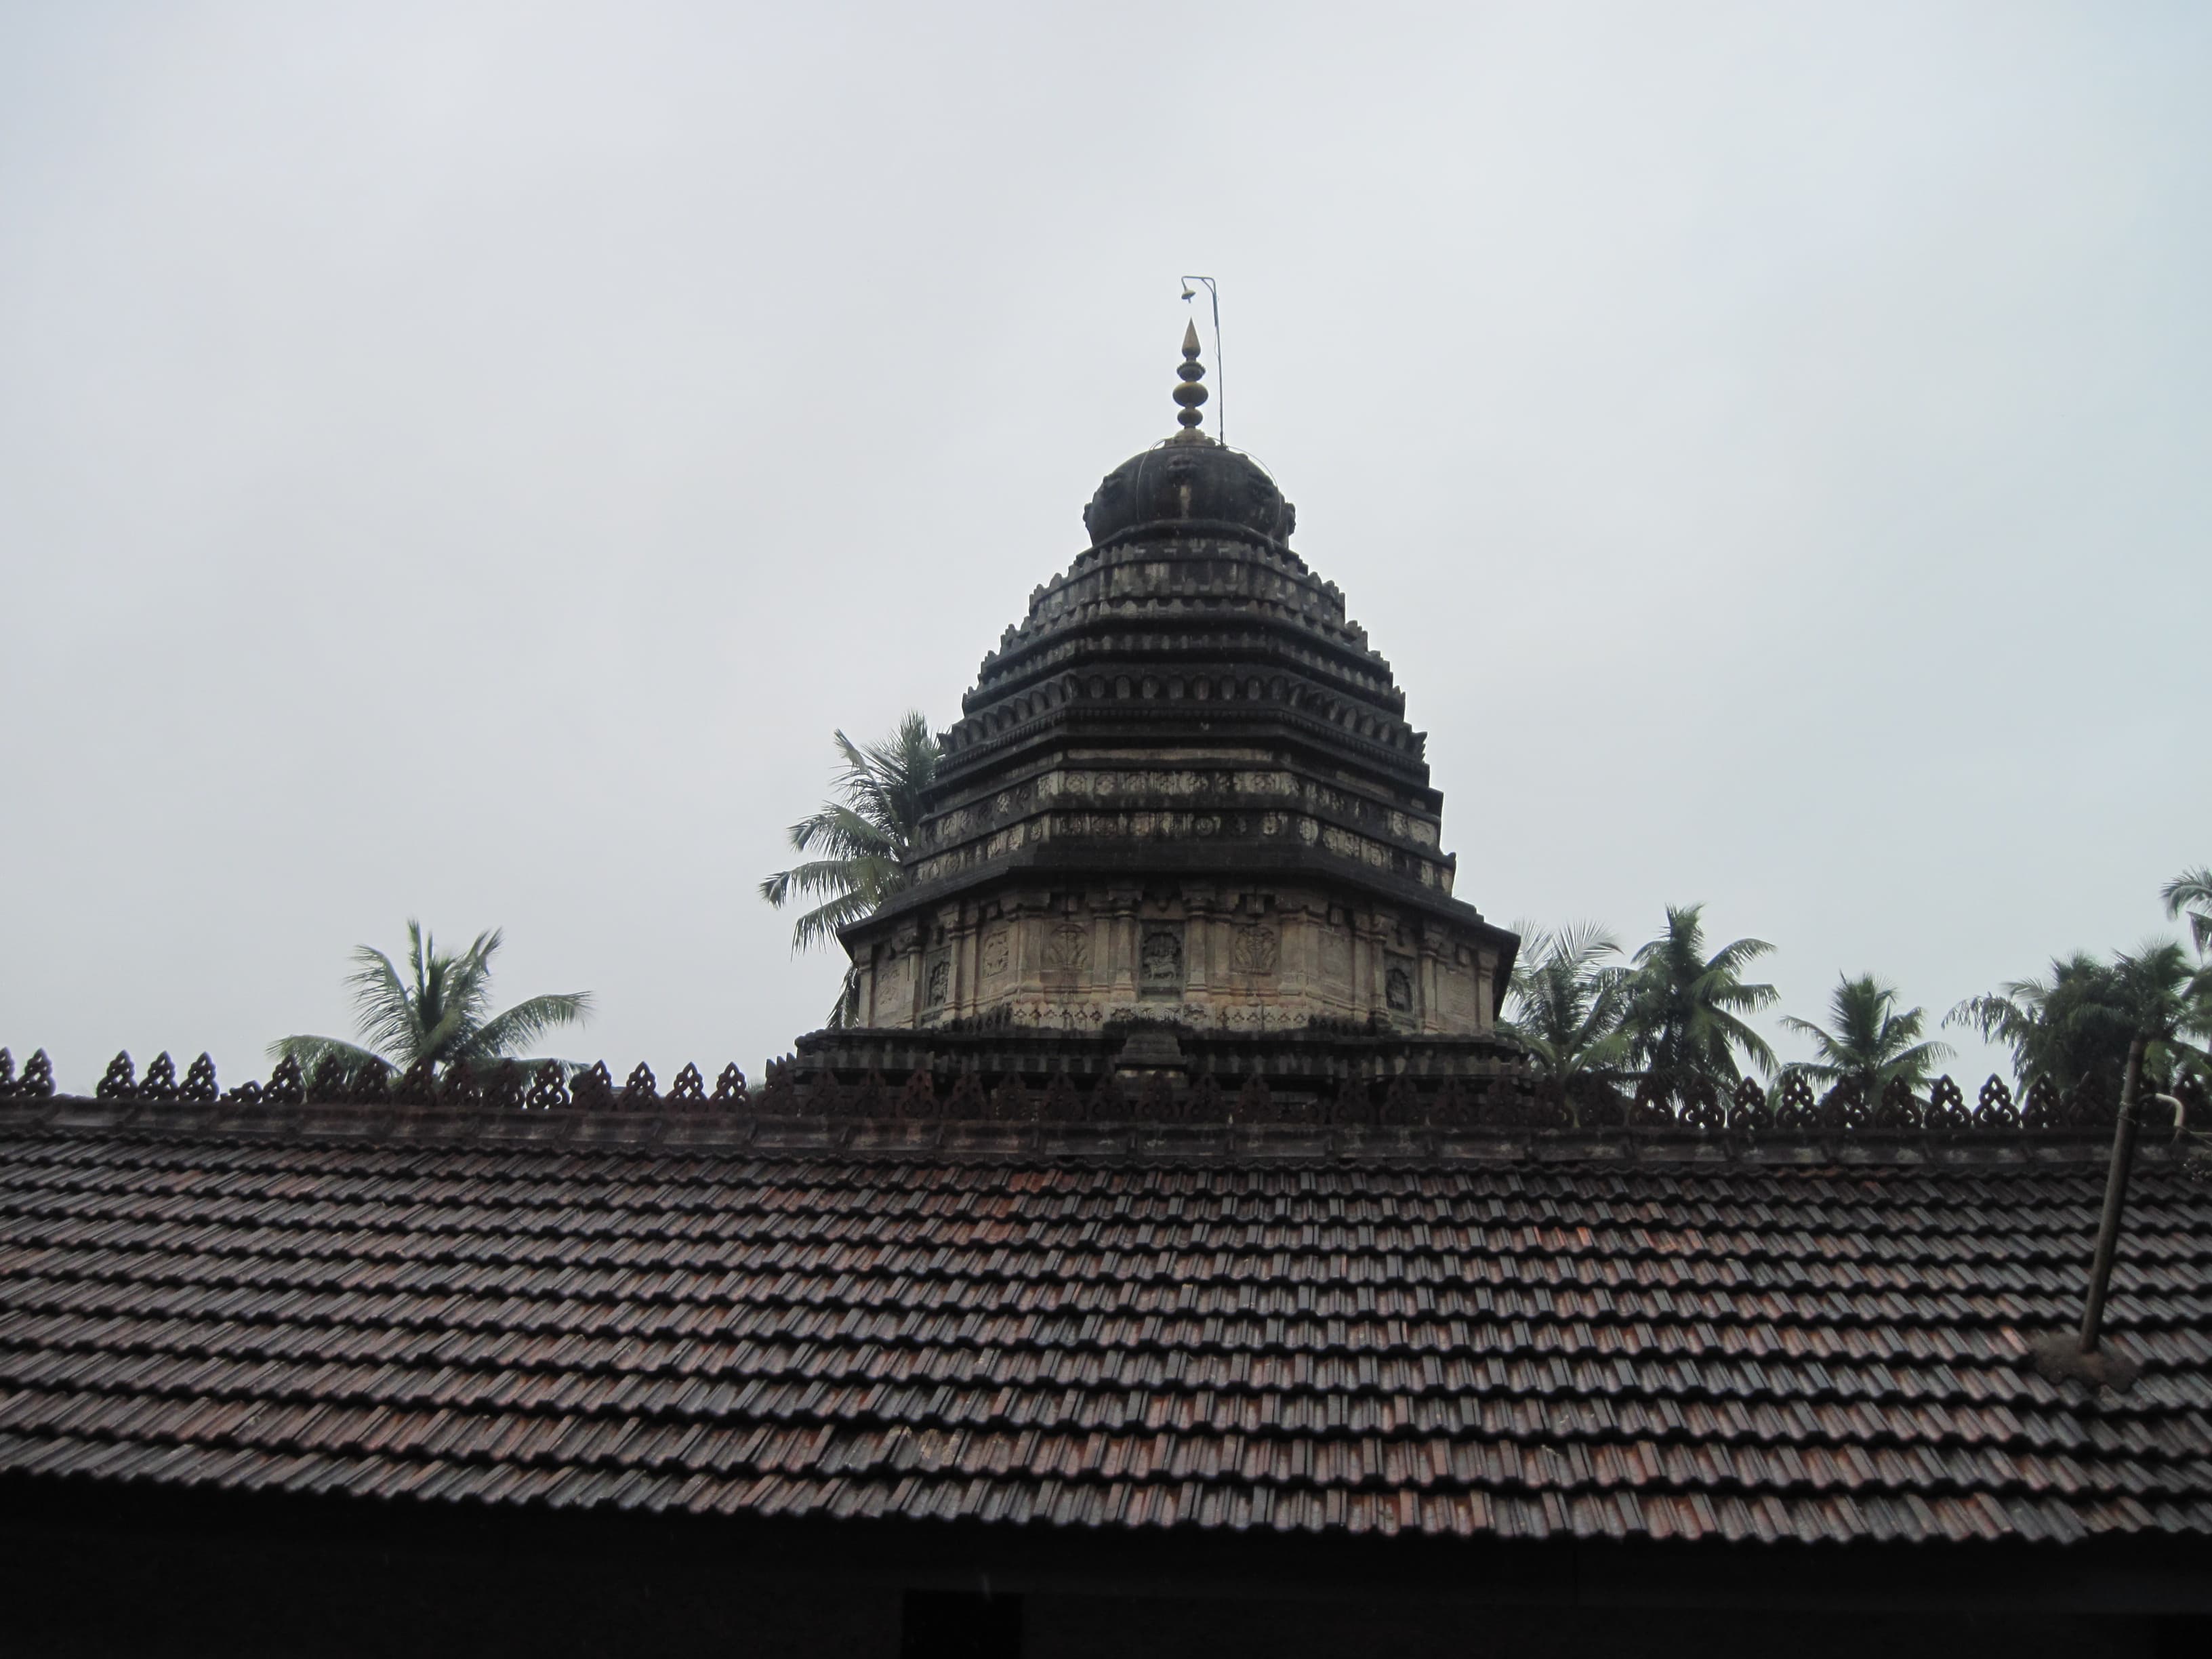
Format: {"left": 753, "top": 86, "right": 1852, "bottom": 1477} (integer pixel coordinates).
{"left": 828, "top": 337, "right": 1517, "bottom": 1087}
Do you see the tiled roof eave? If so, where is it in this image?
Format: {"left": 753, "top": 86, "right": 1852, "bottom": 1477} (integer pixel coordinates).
{"left": 1, "top": 1105, "right": 2209, "bottom": 1557}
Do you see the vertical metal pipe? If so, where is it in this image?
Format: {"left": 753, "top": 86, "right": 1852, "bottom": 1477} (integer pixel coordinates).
{"left": 1207, "top": 284, "right": 1223, "bottom": 445}
{"left": 1179, "top": 275, "right": 1223, "bottom": 443}
{"left": 2077, "top": 1035, "right": 2149, "bottom": 1353}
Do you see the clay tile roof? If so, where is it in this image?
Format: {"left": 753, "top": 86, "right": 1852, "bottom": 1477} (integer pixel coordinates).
{"left": 3, "top": 1100, "right": 2211, "bottom": 1549}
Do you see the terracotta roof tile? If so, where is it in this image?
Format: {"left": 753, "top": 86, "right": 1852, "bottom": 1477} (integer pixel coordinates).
{"left": 3, "top": 1104, "right": 2211, "bottom": 1546}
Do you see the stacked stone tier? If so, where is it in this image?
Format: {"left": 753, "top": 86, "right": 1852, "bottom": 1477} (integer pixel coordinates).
{"left": 909, "top": 756, "right": 1455, "bottom": 898}
{"left": 939, "top": 535, "right": 1427, "bottom": 787}
{"left": 830, "top": 462, "right": 1514, "bottom": 1045}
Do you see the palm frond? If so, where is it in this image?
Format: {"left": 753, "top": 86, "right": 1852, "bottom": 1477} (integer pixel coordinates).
{"left": 1574, "top": 1027, "right": 1633, "bottom": 1071}
{"left": 821, "top": 966, "right": 863, "bottom": 1030}
{"left": 1516, "top": 920, "right": 1621, "bottom": 972}
{"left": 462, "top": 992, "right": 595, "bottom": 1061}
{"left": 783, "top": 802, "right": 899, "bottom": 863}
{"left": 783, "top": 890, "right": 882, "bottom": 951}
{"left": 760, "top": 855, "right": 905, "bottom": 909}
{"left": 1629, "top": 906, "right": 1694, "bottom": 968}
{"left": 1946, "top": 991, "right": 2031, "bottom": 1043}
{"left": 760, "top": 715, "right": 943, "bottom": 958}
{"left": 266, "top": 1033, "right": 387, "bottom": 1071}
{"left": 1777, "top": 1014, "right": 1839, "bottom": 1056}
{"left": 1704, "top": 935, "right": 1776, "bottom": 975}
{"left": 2164, "top": 867, "right": 2212, "bottom": 955}
{"left": 829, "top": 729, "right": 899, "bottom": 838}
{"left": 849, "top": 713, "right": 939, "bottom": 839}
{"left": 1694, "top": 966, "right": 1778, "bottom": 1013}
{"left": 413, "top": 1002, "right": 475, "bottom": 1067}
{"left": 1883, "top": 1038, "right": 1955, "bottom": 1077}
{"left": 1502, "top": 920, "right": 1630, "bottom": 1081}
{"left": 441, "top": 928, "right": 503, "bottom": 1036}
{"left": 345, "top": 945, "right": 422, "bottom": 1061}
{"left": 1702, "top": 1006, "right": 1778, "bottom": 1076}
{"left": 2116, "top": 939, "right": 2199, "bottom": 1038}
{"left": 825, "top": 714, "right": 939, "bottom": 848}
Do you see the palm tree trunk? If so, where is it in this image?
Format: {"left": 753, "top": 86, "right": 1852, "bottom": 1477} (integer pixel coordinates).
{"left": 2078, "top": 1033, "right": 2149, "bottom": 1353}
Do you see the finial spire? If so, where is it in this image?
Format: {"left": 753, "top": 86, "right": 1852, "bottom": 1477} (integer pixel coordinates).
{"left": 1172, "top": 321, "right": 1210, "bottom": 438}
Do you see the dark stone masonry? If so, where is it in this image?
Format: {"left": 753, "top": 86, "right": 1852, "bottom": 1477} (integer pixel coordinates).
{"left": 824, "top": 325, "right": 1519, "bottom": 1096}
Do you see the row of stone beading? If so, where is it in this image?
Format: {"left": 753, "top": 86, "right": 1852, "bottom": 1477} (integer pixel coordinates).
{"left": 6, "top": 1044, "right": 2199, "bottom": 1132}
{"left": 0, "top": 1048, "right": 750, "bottom": 1112}
{"left": 973, "top": 622, "right": 1405, "bottom": 718}
{"left": 1010, "top": 542, "right": 1360, "bottom": 659}
{"left": 942, "top": 661, "right": 1426, "bottom": 764}
{"left": 741, "top": 1065, "right": 2205, "bottom": 1132}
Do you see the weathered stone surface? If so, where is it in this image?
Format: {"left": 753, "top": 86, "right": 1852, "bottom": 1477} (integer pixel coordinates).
{"left": 847, "top": 881, "right": 1497, "bottom": 1036}
{"left": 819, "top": 340, "right": 1518, "bottom": 1084}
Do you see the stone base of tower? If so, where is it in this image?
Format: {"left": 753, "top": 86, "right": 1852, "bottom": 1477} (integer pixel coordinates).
{"left": 846, "top": 871, "right": 1508, "bottom": 1038}
{"left": 776, "top": 1012, "right": 1534, "bottom": 1125}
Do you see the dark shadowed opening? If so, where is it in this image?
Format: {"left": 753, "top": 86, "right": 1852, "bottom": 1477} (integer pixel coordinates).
{"left": 901, "top": 1589, "right": 1023, "bottom": 1659}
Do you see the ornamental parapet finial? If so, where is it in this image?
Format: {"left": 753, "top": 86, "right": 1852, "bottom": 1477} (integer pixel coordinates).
{"left": 1172, "top": 321, "right": 1210, "bottom": 438}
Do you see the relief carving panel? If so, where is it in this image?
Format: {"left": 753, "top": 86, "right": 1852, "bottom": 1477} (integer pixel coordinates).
{"left": 1385, "top": 951, "right": 1418, "bottom": 1015}
{"left": 1230, "top": 926, "right": 1279, "bottom": 975}
{"left": 1043, "top": 924, "right": 1090, "bottom": 975}
{"left": 1320, "top": 928, "right": 1353, "bottom": 991}
{"left": 877, "top": 953, "right": 913, "bottom": 1020}
{"left": 1140, "top": 927, "right": 1184, "bottom": 994}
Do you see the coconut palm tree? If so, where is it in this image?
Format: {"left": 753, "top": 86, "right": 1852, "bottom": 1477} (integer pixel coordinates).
{"left": 1950, "top": 951, "right": 2114, "bottom": 1092}
{"left": 272, "top": 922, "right": 592, "bottom": 1078}
{"left": 1500, "top": 922, "right": 1632, "bottom": 1110}
{"left": 1780, "top": 975, "right": 1952, "bottom": 1103}
{"left": 2165, "top": 867, "right": 2212, "bottom": 958}
{"left": 2109, "top": 940, "right": 2212, "bottom": 1096}
{"left": 1948, "top": 943, "right": 2211, "bottom": 1094}
{"left": 760, "top": 712, "right": 940, "bottom": 1025}
{"left": 1618, "top": 903, "right": 1778, "bottom": 1098}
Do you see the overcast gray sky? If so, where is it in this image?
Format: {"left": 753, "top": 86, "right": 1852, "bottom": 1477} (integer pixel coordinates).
{"left": 3, "top": 1, "right": 2206, "bottom": 1092}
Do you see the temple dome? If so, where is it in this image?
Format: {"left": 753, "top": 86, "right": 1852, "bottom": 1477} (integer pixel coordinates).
{"left": 1079, "top": 318, "right": 1295, "bottom": 550}
{"left": 1081, "top": 436, "right": 1295, "bottom": 550}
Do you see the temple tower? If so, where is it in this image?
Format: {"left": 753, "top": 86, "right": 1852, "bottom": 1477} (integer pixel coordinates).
{"left": 800, "top": 327, "right": 1519, "bottom": 1097}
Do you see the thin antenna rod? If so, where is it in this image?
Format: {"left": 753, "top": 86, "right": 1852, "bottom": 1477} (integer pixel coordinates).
{"left": 1179, "top": 275, "right": 1222, "bottom": 445}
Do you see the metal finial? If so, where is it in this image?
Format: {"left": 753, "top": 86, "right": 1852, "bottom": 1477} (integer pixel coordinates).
{"left": 1179, "top": 275, "right": 1223, "bottom": 443}
{"left": 1172, "top": 321, "right": 1209, "bottom": 436}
